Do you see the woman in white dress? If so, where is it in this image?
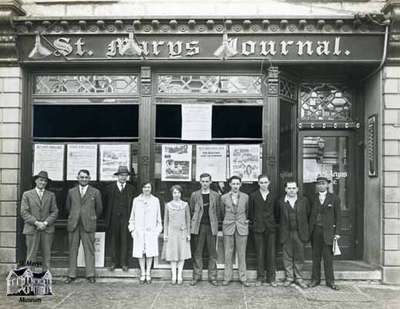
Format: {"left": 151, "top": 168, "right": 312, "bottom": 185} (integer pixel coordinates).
{"left": 128, "top": 182, "right": 162, "bottom": 284}
{"left": 163, "top": 185, "right": 191, "bottom": 285}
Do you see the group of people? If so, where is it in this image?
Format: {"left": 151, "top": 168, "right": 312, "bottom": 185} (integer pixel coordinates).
{"left": 20, "top": 165, "right": 341, "bottom": 290}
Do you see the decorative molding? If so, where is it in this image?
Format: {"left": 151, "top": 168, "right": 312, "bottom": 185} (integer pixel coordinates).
{"left": 266, "top": 66, "right": 279, "bottom": 96}
{"left": 140, "top": 66, "right": 152, "bottom": 96}
{"left": 0, "top": 0, "right": 25, "bottom": 65}
{"left": 383, "top": 0, "right": 400, "bottom": 62}
{"left": 12, "top": 17, "right": 386, "bottom": 36}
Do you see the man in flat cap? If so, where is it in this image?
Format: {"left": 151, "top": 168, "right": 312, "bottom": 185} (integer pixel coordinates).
{"left": 105, "top": 166, "right": 136, "bottom": 271}
{"left": 309, "top": 176, "right": 341, "bottom": 290}
{"left": 20, "top": 171, "right": 59, "bottom": 271}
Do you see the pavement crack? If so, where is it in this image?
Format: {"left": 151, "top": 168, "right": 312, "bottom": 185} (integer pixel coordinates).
{"left": 150, "top": 282, "right": 165, "bottom": 309}
{"left": 52, "top": 291, "right": 74, "bottom": 309}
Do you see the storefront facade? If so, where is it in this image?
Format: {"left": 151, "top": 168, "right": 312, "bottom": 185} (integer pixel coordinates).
{"left": 1, "top": 0, "right": 400, "bottom": 284}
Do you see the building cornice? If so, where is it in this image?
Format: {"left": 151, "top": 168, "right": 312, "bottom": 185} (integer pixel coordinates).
{"left": 12, "top": 16, "right": 386, "bottom": 36}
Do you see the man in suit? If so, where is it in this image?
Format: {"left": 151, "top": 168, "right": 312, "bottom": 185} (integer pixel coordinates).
{"left": 248, "top": 174, "right": 277, "bottom": 286}
{"left": 190, "top": 173, "right": 221, "bottom": 286}
{"left": 309, "top": 176, "right": 341, "bottom": 290}
{"left": 64, "top": 169, "right": 103, "bottom": 284}
{"left": 277, "top": 180, "right": 310, "bottom": 288}
{"left": 105, "top": 166, "right": 136, "bottom": 272}
{"left": 20, "top": 171, "right": 58, "bottom": 271}
{"left": 221, "top": 176, "right": 250, "bottom": 287}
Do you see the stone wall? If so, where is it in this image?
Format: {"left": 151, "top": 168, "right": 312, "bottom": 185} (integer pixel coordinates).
{"left": 382, "top": 66, "right": 400, "bottom": 283}
{"left": 0, "top": 67, "right": 22, "bottom": 274}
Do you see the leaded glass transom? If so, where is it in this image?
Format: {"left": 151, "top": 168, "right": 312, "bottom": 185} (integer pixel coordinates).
{"left": 158, "top": 75, "right": 262, "bottom": 95}
{"left": 34, "top": 75, "right": 138, "bottom": 95}
{"left": 300, "top": 83, "right": 352, "bottom": 121}
{"left": 279, "top": 77, "right": 297, "bottom": 102}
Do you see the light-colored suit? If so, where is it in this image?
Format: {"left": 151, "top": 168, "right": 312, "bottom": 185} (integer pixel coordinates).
{"left": 221, "top": 191, "right": 249, "bottom": 282}
{"left": 66, "top": 185, "right": 103, "bottom": 278}
{"left": 20, "top": 188, "right": 58, "bottom": 271}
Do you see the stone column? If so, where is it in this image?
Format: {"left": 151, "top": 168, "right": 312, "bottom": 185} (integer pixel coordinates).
{"left": 382, "top": 0, "right": 400, "bottom": 284}
{"left": 0, "top": 0, "right": 25, "bottom": 275}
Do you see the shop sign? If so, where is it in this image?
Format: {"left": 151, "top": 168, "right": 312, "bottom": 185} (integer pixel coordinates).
{"left": 19, "top": 34, "right": 384, "bottom": 62}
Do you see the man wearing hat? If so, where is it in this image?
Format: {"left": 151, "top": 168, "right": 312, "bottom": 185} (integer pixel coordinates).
{"left": 309, "top": 176, "right": 341, "bottom": 290}
{"left": 105, "top": 166, "right": 136, "bottom": 271}
{"left": 20, "top": 171, "right": 59, "bottom": 271}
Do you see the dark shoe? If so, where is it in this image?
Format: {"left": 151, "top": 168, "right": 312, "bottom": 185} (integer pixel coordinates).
{"left": 328, "top": 283, "right": 339, "bottom": 290}
{"left": 222, "top": 280, "right": 230, "bottom": 286}
{"left": 190, "top": 278, "right": 200, "bottom": 286}
{"left": 283, "top": 280, "right": 293, "bottom": 287}
{"left": 87, "top": 277, "right": 96, "bottom": 284}
{"left": 64, "top": 277, "right": 75, "bottom": 284}
{"left": 296, "top": 280, "right": 308, "bottom": 289}
{"left": 309, "top": 281, "right": 320, "bottom": 288}
{"left": 122, "top": 266, "right": 129, "bottom": 272}
{"left": 209, "top": 280, "right": 218, "bottom": 286}
{"left": 109, "top": 264, "right": 116, "bottom": 271}
{"left": 241, "top": 281, "right": 251, "bottom": 287}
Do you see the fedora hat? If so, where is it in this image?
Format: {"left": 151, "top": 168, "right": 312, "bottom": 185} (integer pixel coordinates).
{"left": 316, "top": 175, "right": 331, "bottom": 183}
{"left": 33, "top": 170, "right": 51, "bottom": 182}
{"left": 114, "top": 166, "right": 131, "bottom": 176}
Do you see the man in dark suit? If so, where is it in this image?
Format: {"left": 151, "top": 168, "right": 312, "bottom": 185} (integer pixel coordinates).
{"left": 277, "top": 180, "right": 310, "bottom": 288}
{"left": 309, "top": 176, "right": 341, "bottom": 290}
{"left": 64, "top": 169, "right": 103, "bottom": 284}
{"left": 105, "top": 166, "right": 136, "bottom": 271}
{"left": 248, "top": 174, "right": 277, "bottom": 286}
{"left": 190, "top": 173, "right": 221, "bottom": 286}
{"left": 20, "top": 171, "right": 58, "bottom": 271}
{"left": 221, "top": 176, "right": 250, "bottom": 287}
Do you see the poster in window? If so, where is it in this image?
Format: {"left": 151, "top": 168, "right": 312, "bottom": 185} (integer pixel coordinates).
{"left": 67, "top": 144, "right": 98, "bottom": 180}
{"left": 229, "top": 145, "right": 261, "bottom": 181}
{"left": 99, "top": 144, "right": 130, "bottom": 181}
{"left": 196, "top": 145, "right": 227, "bottom": 181}
{"left": 181, "top": 104, "right": 212, "bottom": 140}
{"left": 303, "top": 159, "right": 322, "bottom": 183}
{"left": 161, "top": 144, "right": 192, "bottom": 181}
{"left": 33, "top": 144, "right": 65, "bottom": 181}
{"left": 77, "top": 232, "right": 105, "bottom": 267}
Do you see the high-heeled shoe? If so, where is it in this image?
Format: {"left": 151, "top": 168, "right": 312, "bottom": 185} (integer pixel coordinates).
{"left": 139, "top": 274, "right": 146, "bottom": 284}
{"left": 146, "top": 273, "right": 152, "bottom": 284}
{"left": 171, "top": 277, "right": 177, "bottom": 285}
{"left": 177, "top": 278, "right": 183, "bottom": 285}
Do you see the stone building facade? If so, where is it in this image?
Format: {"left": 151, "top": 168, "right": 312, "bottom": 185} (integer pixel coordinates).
{"left": 0, "top": 0, "right": 399, "bottom": 284}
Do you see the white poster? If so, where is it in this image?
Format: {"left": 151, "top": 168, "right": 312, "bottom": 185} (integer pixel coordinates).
{"left": 303, "top": 159, "right": 322, "bottom": 183}
{"left": 67, "top": 144, "right": 98, "bottom": 180}
{"left": 181, "top": 104, "right": 212, "bottom": 140}
{"left": 229, "top": 145, "right": 261, "bottom": 182}
{"left": 196, "top": 145, "right": 227, "bottom": 181}
{"left": 161, "top": 144, "right": 192, "bottom": 181}
{"left": 99, "top": 144, "right": 130, "bottom": 181}
{"left": 33, "top": 144, "right": 64, "bottom": 181}
{"left": 77, "top": 232, "right": 105, "bottom": 267}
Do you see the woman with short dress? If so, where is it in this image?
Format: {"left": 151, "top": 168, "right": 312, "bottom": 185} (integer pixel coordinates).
{"left": 162, "top": 185, "right": 191, "bottom": 285}
{"left": 128, "top": 182, "right": 162, "bottom": 284}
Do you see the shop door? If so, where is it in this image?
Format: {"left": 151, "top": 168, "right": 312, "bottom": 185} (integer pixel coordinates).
{"left": 299, "top": 131, "right": 356, "bottom": 259}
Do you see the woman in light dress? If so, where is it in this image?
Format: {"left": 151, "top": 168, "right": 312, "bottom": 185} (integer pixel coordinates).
{"left": 163, "top": 185, "right": 191, "bottom": 285}
{"left": 128, "top": 182, "right": 162, "bottom": 284}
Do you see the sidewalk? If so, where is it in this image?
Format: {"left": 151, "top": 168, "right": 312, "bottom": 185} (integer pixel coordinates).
{"left": 1, "top": 279, "right": 400, "bottom": 309}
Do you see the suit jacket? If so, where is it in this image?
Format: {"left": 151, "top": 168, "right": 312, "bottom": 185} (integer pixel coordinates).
{"left": 104, "top": 182, "right": 136, "bottom": 228}
{"left": 309, "top": 192, "right": 341, "bottom": 245}
{"left": 248, "top": 190, "right": 277, "bottom": 233}
{"left": 278, "top": 196, "right": 310, "bottom": 244}
{"left": 21, "top": 189, "right": 59, "bottom": 234}
{"left": 189, "top": 189, "right": 221, "bottom": 236}
{"left": 66, "top": 185, "right": 103, "bottom": 233}
{"left": 221, "top": 191, "right": 249, "bottom": 236}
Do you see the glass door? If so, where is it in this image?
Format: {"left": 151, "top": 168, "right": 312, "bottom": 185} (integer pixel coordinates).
{"left": 299, "top": 131, "right": 355, "bottom": 259}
